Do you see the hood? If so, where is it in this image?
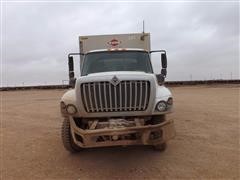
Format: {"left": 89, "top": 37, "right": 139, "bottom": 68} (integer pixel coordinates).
{"left": 84, "top": 71, "right": 151, "bottom": 77}
{"left": 77, "top": 71, "right": 156, "bottom": 83}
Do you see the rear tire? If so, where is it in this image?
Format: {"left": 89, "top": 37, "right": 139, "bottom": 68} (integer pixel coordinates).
{"left": 153, "top": 143, "right": 167, "bottom": 151}
{"left": 61, "top": 118, "right": 82, "bottom": 153}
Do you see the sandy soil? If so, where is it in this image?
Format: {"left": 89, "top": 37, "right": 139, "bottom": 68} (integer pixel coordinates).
{"left": 0, "top": 85, "right": 239, "bottom": 179}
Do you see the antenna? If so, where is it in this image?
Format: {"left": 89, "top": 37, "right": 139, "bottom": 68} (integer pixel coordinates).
{"left": 142, "top": 20, "right": 145, "bottom": 33}
{"left": 141, "top": 20, "right": 145, "bottom": 41}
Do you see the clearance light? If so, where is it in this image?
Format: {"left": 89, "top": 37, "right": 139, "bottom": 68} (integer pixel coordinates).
{"left": 167, "top": 97, "right": 173, "bottom": 105}
{"left": 60, "top": 101, "right": 66, "bottom": 109}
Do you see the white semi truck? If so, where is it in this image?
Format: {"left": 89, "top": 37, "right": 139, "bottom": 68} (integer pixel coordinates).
{"left": 60, "top": 33, "right": 175, "bottom": 152}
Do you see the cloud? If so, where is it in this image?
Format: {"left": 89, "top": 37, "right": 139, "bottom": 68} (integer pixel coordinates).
{"left": 1, "top": 1, "right": 239, "bottom": 86}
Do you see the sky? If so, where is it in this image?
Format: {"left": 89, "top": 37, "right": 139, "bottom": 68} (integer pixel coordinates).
{"left": 1, "top": 1, "right": 239, "bottom": 87}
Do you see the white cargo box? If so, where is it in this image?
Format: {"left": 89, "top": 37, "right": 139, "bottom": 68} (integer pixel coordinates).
{"left": 79, "top": 33, "right": 150, "bottom": 54}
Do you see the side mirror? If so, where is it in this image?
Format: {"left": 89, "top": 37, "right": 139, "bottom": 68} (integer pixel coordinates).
{"left": 68, "top": 56, "right": 74, "bottom": 75}
{"left": 161, "top": 53, "right": 167, "bottom": 69}
{"left": 68, "top": 56, "right": 75, "bottom": 87}
{"left": 150, "top": 50, "right": 168, "bottom": 83}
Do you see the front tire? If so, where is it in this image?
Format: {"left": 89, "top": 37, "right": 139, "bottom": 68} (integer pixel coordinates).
{"left": 153, "top": 142, "right": 167, "bottom": 151}
{"left": 152, "top": 115, "right": 167, "bottom": 151}
{"left": 152, "top": 115, "right": 166, "bottom": 124}
{"left": 61, "top": 118, "right": 82, "bottom": 153}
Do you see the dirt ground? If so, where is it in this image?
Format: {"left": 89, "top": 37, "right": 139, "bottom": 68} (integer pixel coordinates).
{"left": 0, "top": 85, "right": 239, "bottom": 180}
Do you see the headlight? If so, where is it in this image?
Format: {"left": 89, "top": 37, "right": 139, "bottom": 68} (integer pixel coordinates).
{"left": 156, "top": 101, "right": 167, "bottom": 112}
{"left": 66, "top": 104, "right": 77, "bottom": 114}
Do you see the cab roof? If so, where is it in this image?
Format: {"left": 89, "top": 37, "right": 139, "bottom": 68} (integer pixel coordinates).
{"left": 86, "top": 48, "right": 149, "bottom": 54}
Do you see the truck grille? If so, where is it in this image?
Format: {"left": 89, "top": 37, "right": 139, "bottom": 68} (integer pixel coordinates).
{"left": 80, "top": 81, "right": 150, "bottom": 113}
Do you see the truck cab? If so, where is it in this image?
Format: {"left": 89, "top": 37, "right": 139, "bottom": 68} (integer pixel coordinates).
{"left": 60, "top": 33, "right": 175, "bottom": 152}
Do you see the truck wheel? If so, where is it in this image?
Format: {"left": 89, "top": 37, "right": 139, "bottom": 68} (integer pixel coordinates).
{"left": 61, "top": 118, "right": 82, "bottom": 153}
{"left": 153, "top": 143, "right": 167, "bottom": 151}
{"left": 152, "top": 115, "right": 167, "bottom": 151}
{"left": 152, "top": 115, "right": 166, "bottom": 124}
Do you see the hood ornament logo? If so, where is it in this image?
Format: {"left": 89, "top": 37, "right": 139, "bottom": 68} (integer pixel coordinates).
{"left": 110, "top": 75, "right": 120, "bottom": 86}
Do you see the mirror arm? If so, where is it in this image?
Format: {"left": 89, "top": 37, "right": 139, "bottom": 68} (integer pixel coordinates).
{"left": 68, "top": 52, "right": 84, "bottom": 58}
{"left": 156, "top": 74, "right": 165, "bottom": 85}
{"left": 150, "top": 50, "right": 166, "bottom": 54}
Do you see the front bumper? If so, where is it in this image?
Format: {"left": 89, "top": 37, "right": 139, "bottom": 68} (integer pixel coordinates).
{"left": 69, "top": 117, "right": 175, "bottom": 148}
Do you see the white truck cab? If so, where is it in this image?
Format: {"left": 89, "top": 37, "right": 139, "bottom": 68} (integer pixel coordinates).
{"left": 60, "top": 33, "right": 175, "bottom": 152}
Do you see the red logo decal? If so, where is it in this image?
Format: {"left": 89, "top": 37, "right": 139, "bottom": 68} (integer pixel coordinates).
{"left": 108, "top": 38, "right": 121, "bottom": 47}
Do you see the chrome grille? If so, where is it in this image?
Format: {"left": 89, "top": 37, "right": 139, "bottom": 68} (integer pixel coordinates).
{"left": 80, "top": 81, "right": 150, "bottom": 113}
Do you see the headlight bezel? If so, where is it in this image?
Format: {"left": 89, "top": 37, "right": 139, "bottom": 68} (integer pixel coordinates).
{"left": 156, "top": 101, "right": 168, "bottom": 112}
{"left": 155, "top": 97, "right": 173, "bottom": 112}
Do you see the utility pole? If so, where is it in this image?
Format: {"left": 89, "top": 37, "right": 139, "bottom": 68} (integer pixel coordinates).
{"left": 190, "top": 74, "right": 192, "bottom": 81}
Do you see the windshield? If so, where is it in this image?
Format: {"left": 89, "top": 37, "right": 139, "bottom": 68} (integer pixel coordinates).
{"left": 81, "top": 51, "right": 153, "bottom": 76}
